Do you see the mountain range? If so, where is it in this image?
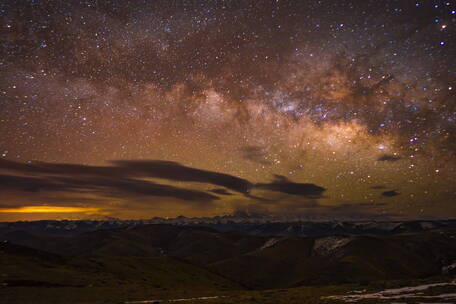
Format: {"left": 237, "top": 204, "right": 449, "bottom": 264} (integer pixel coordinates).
{"left": 2, "top": 218, "right": 456, "bottom": 303}
{"left": 2, "top": 216, "right": 456, "bottom": 238}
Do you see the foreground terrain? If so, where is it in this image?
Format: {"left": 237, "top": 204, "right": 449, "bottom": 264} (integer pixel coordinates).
{"left": 1, "top": 221, "right": 456, "bottom": 303}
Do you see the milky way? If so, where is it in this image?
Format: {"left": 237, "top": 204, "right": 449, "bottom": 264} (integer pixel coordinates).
{"left": 0, "top": 0, "right": 455, "bottom": 221}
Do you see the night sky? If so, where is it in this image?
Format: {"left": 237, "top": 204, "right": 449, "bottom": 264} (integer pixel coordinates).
{"left": 1, "top": 0, "right": 455, "bottom": 221}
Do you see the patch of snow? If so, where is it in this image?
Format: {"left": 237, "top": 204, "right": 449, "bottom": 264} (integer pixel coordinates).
{"left": 125, "top": 296, "right": 223, "bottom": 303}
{"left": 64, "top": 223, "right": 77, "bottom": 230}
{"left": 420, "top": 221, "right": 437, "bottom": 230}
{"left": 313, "top": 236, "right": 351, "bottom": 256}
{"left": 260, "top": 238, "right": 282, "bottom": 250}
{"left": 325, "top": 281, "right": 456, "bottom": 303}
{"left": 361, "top": 221, "right": 402, "bottom": 231}
{"left": 45, "top": 223, "right": 58, "bottom": 230}
{"left": 442, "top": 262, "right": 456, "bottom": 274}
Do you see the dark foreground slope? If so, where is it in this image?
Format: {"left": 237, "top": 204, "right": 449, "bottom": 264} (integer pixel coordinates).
{"left": 1, "top": 224, "right": 268, "bottom": 263}
{"left": 0, "top": 240, "right": 241, "bottom": 304}
{"left": 211, "top": 230, "right": 456, "bottom": 288}
{"left": 2, "top": 224, "right": 456, "bottom": 303}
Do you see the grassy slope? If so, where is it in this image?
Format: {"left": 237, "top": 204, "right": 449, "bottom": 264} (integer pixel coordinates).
{"left": 210, "top": 229, "right": 456, "bottom": 289}
{"left": 2, "top": 226, "right": 456, "bottom": 303}
{"left": 0, "top": 242, "right": 241, "bottom": 304}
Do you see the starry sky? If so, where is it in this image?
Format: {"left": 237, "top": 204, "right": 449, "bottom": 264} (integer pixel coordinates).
{"left": 0, "top": 0, "right": 455, "bottom": 221}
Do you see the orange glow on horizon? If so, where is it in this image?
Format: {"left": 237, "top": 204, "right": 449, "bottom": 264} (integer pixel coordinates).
{"left": 0, "top": 206, "right": 103, "bottom": 214}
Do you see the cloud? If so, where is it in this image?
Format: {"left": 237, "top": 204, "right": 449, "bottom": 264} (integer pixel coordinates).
{"left": 382, "top": 190, "right": 400, "bottom": 197}
{"left": 0, "top": 159, "right": 237, "bottom": 212}
{"left": 2, "top": 160, "right": 336, "bottom": 211}
{"left": 255, "top": 175, "right": 326, "bottom": 198}
{"left": 0, "top": 174, "right": 71, "bottom": 193}
{"left": 377, "top": 154, "right": 402, "bottom": 162}
{"left": 0, "top": 159, "right": 253, "bottom": 195}
{"left": 0, "top": 159, "right": 124, "bottom": 177}
{"left": 209, "top": 188, "right": 233, "bottom": 196}
{"left": 112, "top": 160, "right": 253, "bottom": 194}
{"left": 0, "top": 159, "right": 397, "bottom": 219}
{"left": 0, "top": 159, "right": 278, "bottom": 217}
{"left": 0, "top": 172, "right": 218, "bottom": 203}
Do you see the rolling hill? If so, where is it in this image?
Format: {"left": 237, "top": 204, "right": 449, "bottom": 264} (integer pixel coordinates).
{"left": 0, "top": 240, "right": 241, "bottom": 304}
{"left": 2, "top": 223, "right": 456, "bottom": 291}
